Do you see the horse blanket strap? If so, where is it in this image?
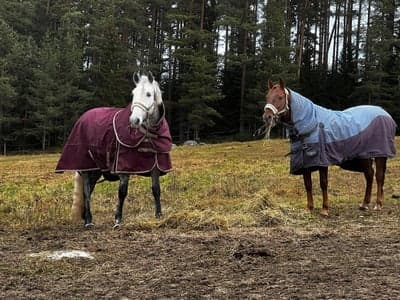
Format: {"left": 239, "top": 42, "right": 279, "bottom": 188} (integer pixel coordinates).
{"left": 138, "top": 126, "right": 158, "bottom": 139}
{"left": 55, "top": 105, "right": 172, "bottom": 177}
{"left": 288, "top": 91, "right": 396, "bottom": 175}
{"left": 138, "top": 147, "right": 158, "bottom": 153}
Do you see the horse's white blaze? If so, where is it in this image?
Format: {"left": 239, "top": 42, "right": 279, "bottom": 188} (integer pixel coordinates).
{"left": 129, "top": 75, "right": 162, "bottom": 128}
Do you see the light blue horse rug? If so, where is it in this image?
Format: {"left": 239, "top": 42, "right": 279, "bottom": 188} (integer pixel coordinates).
{"left": 287, "top": 90, "right": 396, "bottom": 175}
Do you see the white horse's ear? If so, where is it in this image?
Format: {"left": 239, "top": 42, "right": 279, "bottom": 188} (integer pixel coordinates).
{"left": 133, "top": 72, "right": 140, "bottom": 85}
{"left": 154, "top": 82, "right": 163, "bottom": 105}
{"left": 147, "top": 71, "right": 154, "bottom": 83}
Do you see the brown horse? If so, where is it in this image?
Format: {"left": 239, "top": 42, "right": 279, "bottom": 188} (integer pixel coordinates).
{"left": 263, "top": 79, "right": 396, "bottom": 216}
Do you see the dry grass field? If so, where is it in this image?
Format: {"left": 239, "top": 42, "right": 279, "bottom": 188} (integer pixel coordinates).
{"left": 1, "top": 139, "right": 400, "bottom": 299}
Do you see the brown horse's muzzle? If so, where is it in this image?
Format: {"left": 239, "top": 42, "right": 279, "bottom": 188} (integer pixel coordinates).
{"left": 263, "top": 109, "right": 276, "bottom": 128}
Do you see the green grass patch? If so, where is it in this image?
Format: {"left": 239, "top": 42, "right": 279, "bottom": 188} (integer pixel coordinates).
{"left": 1, "top": 139, "right": 400, "bottom": 230}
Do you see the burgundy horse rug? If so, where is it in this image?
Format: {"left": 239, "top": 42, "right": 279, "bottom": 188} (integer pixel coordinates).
{"left": 55, "top": 105, "right": 172, "bottom": 176}
{"left": 288, "top": 91, "right": 396, "bottom": 175}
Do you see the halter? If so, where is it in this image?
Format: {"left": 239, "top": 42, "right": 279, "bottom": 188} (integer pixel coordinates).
{"left": 264, "top": 88, "right": 290, "bottom": 117}
{"left": 131, "top": 101, "right": 155, "bottom": 119}
{"left": 130, "top": 97, "right": 162, "bottom": 133}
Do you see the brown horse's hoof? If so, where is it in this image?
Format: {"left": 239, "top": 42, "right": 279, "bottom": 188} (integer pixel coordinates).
{"left": 359, "top": 204, "right": 369, "bottom": 211}
{"left": 320, "top": 209, "right": 329, "bottom": 217}
{"left": 373, "top": 204, "right": 382, "bottom": 211}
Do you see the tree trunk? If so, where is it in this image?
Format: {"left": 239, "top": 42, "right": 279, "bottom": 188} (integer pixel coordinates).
{"left": 239, "top": 0, "right": 248, "bottom": 134}
{"left": 334, "top": 1, "right": 342, "bottom": 71}
{"left": 42, "top": 127, "right": 47, "bottom": 151}
{"left": 328, "top": 5, "right": 338, "bottom": 70}
{"left": 297, "top": 0, "right": 309, "bottom": 81}
{"left": 323, "top": 0, "right": 330, "bottom": 71}
{"left": 167, "top": 39, "right": 174, "bottom": 122}
{"left": 317, "top": 3, "right": 323, "bottom": 67}
{"left": 386, "top": 0, "right": 396, "bottom": 56}
{"left": 315, "top": 22, "right": 319, "bottom": 67}
{"left": 224, "top": 26, "right": 229, "bottom": 68}
{"left": 200, "top": 0, "right": 205, "bottom": 30}
{"left": 285, "top": 0, "right": 291, "bottom": 49}
{"left": 46, "top": 0, "right": 50, "bottom": 15}
{"left": 365, "top": 0, "right": 372, "bottom": 68}
{"left": 177, "top": 19, "right": 185, "bottom": 142}
{"left": 342, "top": 0, "right": 348, "bottom": 66}
{"left": 251, "top": 0, "right": 258, "bottom": 56}
{"left": 347, "top": 0, "right": 353, "bottom": 62}
{"left": 355, "top": 0, "right": 363, "bottom": 66}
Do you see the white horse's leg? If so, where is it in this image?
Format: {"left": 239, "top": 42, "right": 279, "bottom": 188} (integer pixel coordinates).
{"left": 114, "top": 174, "right": 129, "bottom": 229}
{"left": 81, "top": 172, "right": 94, "bottom": 228}
{"left": 81, "top": 171, "right": 101, "bottom": 228}
{"left": 71, "top": 172, "right": 84, "bottom": 223}
{"left": 151, "top": 168, "right": 162, "bottom": 218}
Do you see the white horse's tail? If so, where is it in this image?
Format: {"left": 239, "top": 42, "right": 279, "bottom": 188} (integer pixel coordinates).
{"left": 71, "top": 172, "right": 84, "bottom": 223}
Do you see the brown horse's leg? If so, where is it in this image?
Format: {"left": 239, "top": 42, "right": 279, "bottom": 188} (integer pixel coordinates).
{"left": 303, "top": 169, "right": 314, "bottom": 212}
{"left": 359, "top": 159, "right": 374, "bottom": 210}
{"left": 319, "top": 167, "right": 329, "bottom": 216}
{"left": 374, "top": 157, "right": 387, "bottom": 210}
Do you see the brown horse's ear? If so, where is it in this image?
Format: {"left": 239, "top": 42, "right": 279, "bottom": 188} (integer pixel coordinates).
{"left": 279, "top": 78, "right": 285, "bottom": 89}
{"left": 268, "top": 80, "right": 274, "bottom": 90}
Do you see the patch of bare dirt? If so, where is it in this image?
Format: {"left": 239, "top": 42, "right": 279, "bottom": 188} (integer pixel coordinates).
{"left": 1, "top": 213, "right": 400, "bottom": 299}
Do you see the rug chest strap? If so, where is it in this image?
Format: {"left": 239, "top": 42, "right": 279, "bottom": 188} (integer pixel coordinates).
{"left": 139, "top": 126, "right": 158, "bottom": 139}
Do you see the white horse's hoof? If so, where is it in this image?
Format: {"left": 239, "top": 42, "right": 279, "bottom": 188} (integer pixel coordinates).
{"left": 113, "top": 223, "right": 121, "bottom": 230}
{"left": 84, "top": 223, "right": 94, "bottom": 228}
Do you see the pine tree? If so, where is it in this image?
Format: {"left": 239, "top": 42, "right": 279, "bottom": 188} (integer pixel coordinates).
{"left": 81, "top": 0, "right": 141, "bottom": 107}
{"left": 0, "top": 19, "right": 17, "bottom": 154}
{"left": 361, "top": 0, "right": 399, "bottom": 109}
{"left": 218, "top": 0, "right": 262, "bottom": 136}
{"left": 29, "top": 33, "right": 60, "bottom": 150}
{"left": 167, "top": 1, "right": 221, "bottom": 140}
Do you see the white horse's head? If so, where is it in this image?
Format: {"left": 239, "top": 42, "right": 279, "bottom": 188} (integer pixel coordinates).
{"left": 129, "top": 72, "right": 163, "bottom": 128}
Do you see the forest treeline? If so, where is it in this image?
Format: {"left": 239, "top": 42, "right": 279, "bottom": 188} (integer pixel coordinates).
{"left": 0, "top": 0, "right": 399, "bottom": 152}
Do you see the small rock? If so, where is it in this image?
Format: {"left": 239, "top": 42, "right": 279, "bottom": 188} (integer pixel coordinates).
{"left": 183, "top": 140, "right": 198, "bottom": 146}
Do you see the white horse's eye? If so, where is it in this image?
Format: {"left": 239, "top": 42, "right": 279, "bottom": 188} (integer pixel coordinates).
{"left": 146, "top": 92, "right": 151, "bottom": 97}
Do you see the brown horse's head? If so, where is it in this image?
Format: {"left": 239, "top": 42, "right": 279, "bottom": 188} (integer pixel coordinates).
{"left": 263, "top": 79, "right": 290, "bottom": 131}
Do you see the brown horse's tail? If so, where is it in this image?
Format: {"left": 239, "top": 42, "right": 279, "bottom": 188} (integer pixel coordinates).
{"left": 71, "top": 172, "right": 84, "bottom": 223}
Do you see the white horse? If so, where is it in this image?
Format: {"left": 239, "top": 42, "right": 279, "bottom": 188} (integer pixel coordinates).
{"left": 56, "top": 72, "right": 172, "bottom": 228}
